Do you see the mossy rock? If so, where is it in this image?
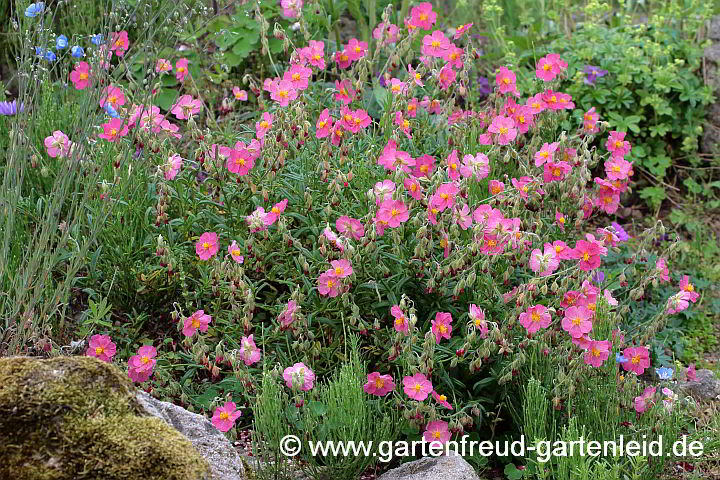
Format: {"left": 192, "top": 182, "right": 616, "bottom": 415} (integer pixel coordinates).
{"left": 0, "top": 355, "right": 211, "bottom": 480}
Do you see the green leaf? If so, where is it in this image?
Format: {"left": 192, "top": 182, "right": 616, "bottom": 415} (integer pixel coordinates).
{"left": 155, "top": 88, "right": 178, "bottom": 111}
{"left": 308, "top": 401, "right": 328, "bottom": 416}
{"left": 504, "top": 463, "right": 527, "bottom": 480}
{"left": 638, "top": 186, "right": 666, "bottom": 209}
{"left": 645, "top": 154, "right": 671, "bottom": 178}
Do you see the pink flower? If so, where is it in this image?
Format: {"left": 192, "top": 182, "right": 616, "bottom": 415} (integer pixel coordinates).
{"left": 583, "top": 107, "right": 601, "bottom": 134}
{"left": 432, "top": 391, "right": 453, "bottom": 410}
{"left": 280, "top": 0, "right": 303, "bottom": 18}
{"left": 404, "top": 177, "right": 424, "bottom": 200}
{"left": 128, "top": 345, "right": 157, "bottom": 383}
{"left": 211, "top": 401, "right": 242, "bottom": 432}
{"left": 570, "top": 240, "right": 604, "bottom": 271}
{"left": 443, "top": 45, "right": 464, "bottom": 69}
{"left": 240, "top": 334, "right": 262, "bottom": 366}
{"left": 334, "top": 79, "right": 356, "bottom": 105}
{"left": 391, "top": 305, "right": 409, "bottom": 334}
{"left": 543, "top": 161, "right": 572, "bottom": 183}
{"left": 603, "top": 289, "right": 618, "bottom": 306}
{"left": 155, "top": 58, "right": 172, "bottom": 73}
{"left": 622, "top": 346, "right": 651, "bottom": 375}
{"left": 679, "top": 275, "right": 700, "bottom": 303}
{"left": 605, "top": 157, "right": 633, "bottom": 180}
{"left": 70, "top": 61, "right": 91, "bottom": 90}
{"left": 44, "top": 130, "right": 71, "bottom": 158}
{"left": 666, "top": 291, "right": 691, "bottom": 314}
{"left": 584, "top": 340, "right": 611, "bottom": 367}
{"left": 422, "top": 30, "right": 450, "bottom": 57}
{"left": 183, "top": 310, "right": 212, "bottom": 337}
{"left": 164, "top": 153, "right": 183, "bottom": 180}
{"left": 519, "top": 304, "right": 551, "bottom": 334}
{"left": 469, "top": 304, "right": 488, "bottom": 337}
{"left": 542, "top": 89, "right": 574, "bottom": 110}
{"left": 269, "top": 79, "right": 298, "bottom": 107}
{"left": 488, "top": 116, "right": 517, "bottom": 145}
{"left": 278, "top": 300, "right": 299, "bottom": 328}
{"left": 562, "top": 306, "right": 593, "bottom": 338}
{"left": 264, "top": 199, "right": 289, "bottom": 226}
{"left": 175, "top": 58, "right": 190, "bottom": 81}
{"left": 436, "top": 63, "right": 456, "bottom": 90}
{"left": 301, "top": 40, "right": 325, "bottom": 69}
{"left": 315, "top": 108, "right": 333, "bottom": 138}
{"left": 445, "top": 150, "right": 461, "bottom": 180}
{"left": 535, "top": 56, "right": 557, "bottom": 82}
{"left": 109, "top": 30, "right": 129, "bottom": 57}
{"left": 606, "top": 131, "right": 631, "bottom": 158}
{"left": 430, "top": 183, "right": 459, "bottom": 212}
{"left": 171, "top": 95, "right": 202, "bottom": 120}
{"left": 283, "top": 362, "right": 315, "bottom": 391}
{"left": 412, "top": 154, "right": 436, "bottom": 178}
{"left": 373, "top": 22, "right": 399, "bottom": 45}
{"left": 373, "top": 180, "right": 396, "bottom": 205}
{"left": 459, "top": 153, "right": 490, "bottom": 181}
{"left": 529, "top": 247, "right": 559, "bottom": 277}
{"left": 227, "top": 149, "right": 255, "bottom": 176}
{"left": 317, "top": 271, "right": 340, "bottom": 297}
{"left": 687, "top": 363, "right": 697, "bottom": 381}
{"left": 336, "top": 216, "right": 364, "bottom": 240}
{"left": 256, "top": 111, "right": 274, "bottom": 139}
{"left": 534, "top": 142, "right": 558, "bottom": 167}
{"left": 409, "top": 2, "right": 436, "bottom": 30}
{"left": 423, "top": 420, "right": 451, "bottom": 445}
{"left": 454, "top": 23, "right": 473, "bottom": 39}
{"left": 431, "top": 312, "right": 453, "bottom": 343}
{"left": 495, "top": 66, "right": 518, "bottom": 96}
{"left": 233, "top": 86, "right": 248, "bottom": 101}
{"left": 283, "top": 64, "right": 312, "bottom": 91}
{"left": 555, "top": 211, "right": 566, "bottom": 230}
{"left": 489, "top": 180, "right": 505, "bottom": 197}
{"left": 655, "top": 258, "right": 670, "bottom": 283}
{"left": 86, "top": 334, "right": 116, "bottom": 362}
{"left": 98, "top": 118, "right": 129, "bottom": 142}
{"left": 346, "top": 38, "right": 368, "bottom": 60}
{"left": 196, "top": 232, "right": 219, "bottom": 260}
{"left": 402, "top": 372, "right": 433, "bottom": 401}
{"left": 334, "top": 49, "right": 352, "bottom": 69}
{"left": 634, "top": 386, "right": 656, "bottom": 414}
{"left": 330, "top": 259, "right": 353, "bottom": 278}
{"left": 363, "top": 372, "right": 395, "bottom": 396}
{"left": 228, "top": 241, "right": 244, "bottom": 264}
{"left": 377, "top": 199, "right": 409, "bottom": 227}
{"left": 526, "top": 93, "right": 547, "bottom": 114}
{"left": 99, "top": 85, "right": 126, "bottom": 108}
{"left": 394, "top": 111, "right": 412, "bottom": 139}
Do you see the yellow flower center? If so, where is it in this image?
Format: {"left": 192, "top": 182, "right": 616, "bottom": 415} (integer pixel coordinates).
{"left": 498, "top": 127, "right": 508, "bottom": 135}
{"left": 177, "top": 67, "right": 185, "bottom": 73}
{"left": 79, "top": 72, "right": 88, "bottom": 80}
{"left": 278, "top": 90, "right": 289, "bottom": 98}
{"left": 431, "top": 40, "right": 440, "bottom": 47}
{"left": 390, "top": 208, "right": 399, "bottom": 217}
{"left": 558, "top": 217, "right": 565, "bottom": 224}
{"left": 95, "top": 346, "right": 104, "bottom": 355}
{"left": 141, "top": 356, "right": 149, "bottom": 364}
{"left": 219, "top": 412, "right": 229, "bottom": 420}
{"left": 203, "top": 242, "right": 211, "bottom": 250}
{"left": 271, "top": 207, "right": 280, "bottom": 214}
{"left": 236, "top": 158, "right": 246, "bottom": 167}
{"left": 419, "top": 13, "right": 427, "bottom": 20}
{"left": 572, "top": 317, "right": 582, "bottom": 326}
{"left": 192, "top": 319, "right": 200, "bottom": 328}
{"left": 327, "top": 279, "right": 334, "bottom": 288}
{"left": 502, "top": 77, "right": 510, "bottom": 84}
{"left": 260, "top": 121, "right": 269, "bottom": 128}
{"left": 552, "top": 168, "right": 561, "bottom": 176}
{"left": 583, "top": 252, "right": 590, "bottom": 261}
{"left": 591, "top": 347, "right": 601, "bottom": 357}
{"left": 438, "top": 394, "right": 447, "bottom": 402}
{"left": 395, "top": 317, "right": 405, "bottom": 326}
{"left": 433, "top": 431, "right": 442, "bottom": 439}
{"left": 375, "top": 378, "right": 385, "bottom": 388}
{"left": 531, "top": 312, "right": 540, "bottom": 322}
{"left": 414, "top": 383, "right": 423, "bottom": 392}
{"left": 334, "top": 267, "right": 344, "bottom": 276}
{"left": 543, "top": 63, "right": 551, "bottom": 71}
{"left": 292, "top": 73, "right": 301, "bottom": 81}
{"left": 614, "top": 140, "right": 624, "bottom": 148}
{"left": 438, "top": 324, "right": 447, "bottom": 333}
{"left": 232, "top": 249, "right": 241, "bottom": 257}
{"left": 488, "top": 240, "right": 497, "bottom": 247}
{"left": 631, "top": 355, "right": 640, "bottom": 365}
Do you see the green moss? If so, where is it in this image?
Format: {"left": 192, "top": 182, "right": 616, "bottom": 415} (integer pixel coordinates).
{"left": 0, "top": 356, "right": 211, "bottom": 480}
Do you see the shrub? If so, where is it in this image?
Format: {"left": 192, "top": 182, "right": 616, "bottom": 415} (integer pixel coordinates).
{"left": 2, "top": 0, "right": 713, "bottom": 478}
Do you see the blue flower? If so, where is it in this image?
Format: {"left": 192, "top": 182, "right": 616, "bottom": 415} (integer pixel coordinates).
{"left": 0, "top": 100, "right": 24, "bottom": 116}
{"left": 44, "top": 50, "right": 56, "bottom": 62}
{"left": 71, "top": 45, "right": 85, "bottom": 58}
{"left": 35, "top": 46, "right": 46, "bottom": 56}
{"left": 616, "top": 353, "right": 628, "bottom": 363}
{"left": 611, "top": 222, "right": 630, "bottom": 242}
{"left": 91, "top": 34, "right": 104, "bottom": 45}
{"left": 25, "top": 2, "right": 45, "bottom": 17}
{"left": 56, "top": 35, "right": 68, "bottom": 49}
{"left": 104, "top": 103, "right": 119, "bottom": 118}
{"left": 656, "top": 367, "right": 674, "bottom": 380}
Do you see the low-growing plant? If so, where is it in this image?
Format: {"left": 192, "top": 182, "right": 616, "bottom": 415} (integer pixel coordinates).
{"left": 3, "top": 0, "right": 717, "bottom": 479}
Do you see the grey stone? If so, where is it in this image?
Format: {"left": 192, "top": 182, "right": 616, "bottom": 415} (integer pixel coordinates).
{"left": 376, "top": 455, "right": 481, "bottom": 480}
{"left": 709, "top": 15, "right": 720, "bottom": 41}
{"left": 136, "top": 391, "right": 248, "bottom": 480}
{"left": 678, "top": 369, "right": 720, "bottom": 401}
{"left": 704, "top": 43, "right": 720, "bottom": 64}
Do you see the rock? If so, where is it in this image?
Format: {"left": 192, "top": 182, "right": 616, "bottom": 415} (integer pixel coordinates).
{"left": 0, "top": 356, "right": 211, "bottom": 480}
{"left": 136, "top": 390, "right": 248, "bottom": 480}
{"left": 678, "top": 369, "right": 720, "bottom": 401}
{"left": 376, "top": 455, "right": 481, "bottom": 480}
{"left": 703, "top": 15, "right": 720, "bottom": 154}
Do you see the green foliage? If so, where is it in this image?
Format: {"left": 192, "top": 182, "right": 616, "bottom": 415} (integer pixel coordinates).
{"left": 252, "top": 336, "right": 398, "bottom": 480}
